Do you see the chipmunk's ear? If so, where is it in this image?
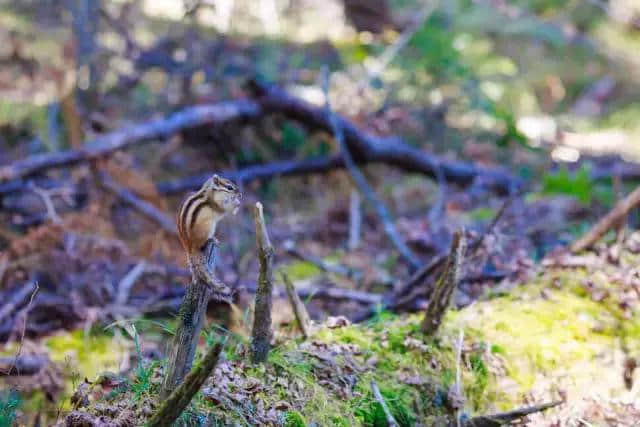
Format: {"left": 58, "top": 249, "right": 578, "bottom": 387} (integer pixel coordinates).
{"left": 202, "top": 175, "right": 216, "bottom": 190}
{"left": 212, "top": 174, "right": 221, "bottom": 186}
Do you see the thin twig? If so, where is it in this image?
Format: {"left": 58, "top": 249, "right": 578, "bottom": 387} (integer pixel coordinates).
{"left": 371, "top": 379, "right": 398, "bottom": 427}
{"left": 322, "top": 67, "right": 421, "bottom": 269}
{"left": 115, "top": 261, "right": 147, "bottom": 306}
{"left": 9, "top": 282, "right": 39, "bottom": 375}
{"left": 99, "top": 171, "right": 178, "bottom": 234}
{"left": 28, "top": 182, "right": 62, "bottom": 224}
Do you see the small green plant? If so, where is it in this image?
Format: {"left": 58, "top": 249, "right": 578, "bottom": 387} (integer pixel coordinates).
{"left": 284, "top": 410, "right": 306, "bottom": 427}
{"left": 123, "top": 324, "right": 158, "bottom": 399}
{"left": 542, "top": 166, "right": 593, "bottom": 203}
{"left": 131, "top": 360, "right": 158, "bottom": 399}
{"left": 354, "top": 385, "right": 415, "bottom": 427}
{"left": 0, "top": 391, "right": 20, "bottom": 427}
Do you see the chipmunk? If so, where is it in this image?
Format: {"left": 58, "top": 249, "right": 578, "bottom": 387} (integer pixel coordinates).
{"left": 177, "top": 174, "right": 241, "bottom": 295}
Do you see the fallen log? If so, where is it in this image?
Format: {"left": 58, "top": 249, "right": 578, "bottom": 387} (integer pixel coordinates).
{"left": 1, "top": 84, "right": 519, "bottom": 196}
{"left": 0, "top": 100, "right": 260, "bottom": 183}
{"left": 247, "top": 78, "right": 520, "bottom": 195}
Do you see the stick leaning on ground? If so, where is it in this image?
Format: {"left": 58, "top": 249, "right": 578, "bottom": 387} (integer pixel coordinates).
{"left": 148, "top": 342, "right": 224, "bottom": 427}
{"left": 571, "top": 185, "right": 640, "bottom": 253}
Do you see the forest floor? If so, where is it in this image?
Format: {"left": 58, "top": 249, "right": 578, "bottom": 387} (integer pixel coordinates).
{"left": 11, "top": 239, "right": 640, "bottom": 426}
{"left": 2, "top": 0, "right": 640, "bottom": 426}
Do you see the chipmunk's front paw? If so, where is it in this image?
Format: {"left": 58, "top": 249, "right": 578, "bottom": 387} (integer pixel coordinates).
{"left": 199, "top": 237, "right": 220, "bottom": 253}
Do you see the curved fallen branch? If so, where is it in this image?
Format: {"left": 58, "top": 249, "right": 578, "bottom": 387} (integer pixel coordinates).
{"left": 247, "top": 78, "right": 520, "bottom": 195}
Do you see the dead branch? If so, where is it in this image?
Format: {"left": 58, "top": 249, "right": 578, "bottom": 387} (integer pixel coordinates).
{"left": 247, "top": 77, "right": 520, "bottom": 194}
{"left": 461, "top": 400, "right": 562, "bottom": 427}
{"left": 571, "top": 185, "right": 640, "bottom": 253}
{"left": 391, "top": 194, "right": 516, "bottom": 313}
{"left": 371, "top": 379, "right": 398, "bottom": 427}
{"left": 323, "top": 68, "right": 422, "bottom": 269}
{"left": 422, "top": 230, "right": 466, "bottom": 335}
{"left": 251, "top": 202, "right": 275, "bottom": 364}
{"left": 148, "top": 342, "right": 224, "bottom": 427}
{"left": 0, "top": 354, "right": 48, "bottom": 376}
{"left": 98, "top": 171, "right": 177, "bottom": 234}
{"left": 282, "top": 273, "right": 312, "bottom": 339}
{"left": 0, "top": 100, "right": 259, "bottom": 183}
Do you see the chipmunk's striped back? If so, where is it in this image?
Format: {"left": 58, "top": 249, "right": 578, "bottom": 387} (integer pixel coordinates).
{"left": 177, "top": 186, "right": 207, "bottom": 253}
{"left": 176, "top": 174, "right": 241, "bottom": 254}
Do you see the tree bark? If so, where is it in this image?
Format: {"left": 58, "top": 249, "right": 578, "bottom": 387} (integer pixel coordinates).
{"left": 161, "top": 240, "right": 221, "bottom": 398}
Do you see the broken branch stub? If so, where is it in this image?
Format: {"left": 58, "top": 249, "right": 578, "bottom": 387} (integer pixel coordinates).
{"left": 422, "top": 230, "right": 467, "bottom": 335}
{"left": 161, "top": 239, "right": 222, "bottom": 398}
{"left": 251, "top": 202, "right": 274, "bottom": 363}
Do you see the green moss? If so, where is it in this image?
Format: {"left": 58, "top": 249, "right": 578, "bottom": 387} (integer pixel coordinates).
{"left": 446, "top": 270, "right": 640, "bottom": 409}
{"left": 282, "top": 261, "right": 321, "bottom": 281}
{"left": 467, "top": 207, "right": 496, "bottom": 222}
{"left": 45, "top": 330, "right": 128, "bottom": 383}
